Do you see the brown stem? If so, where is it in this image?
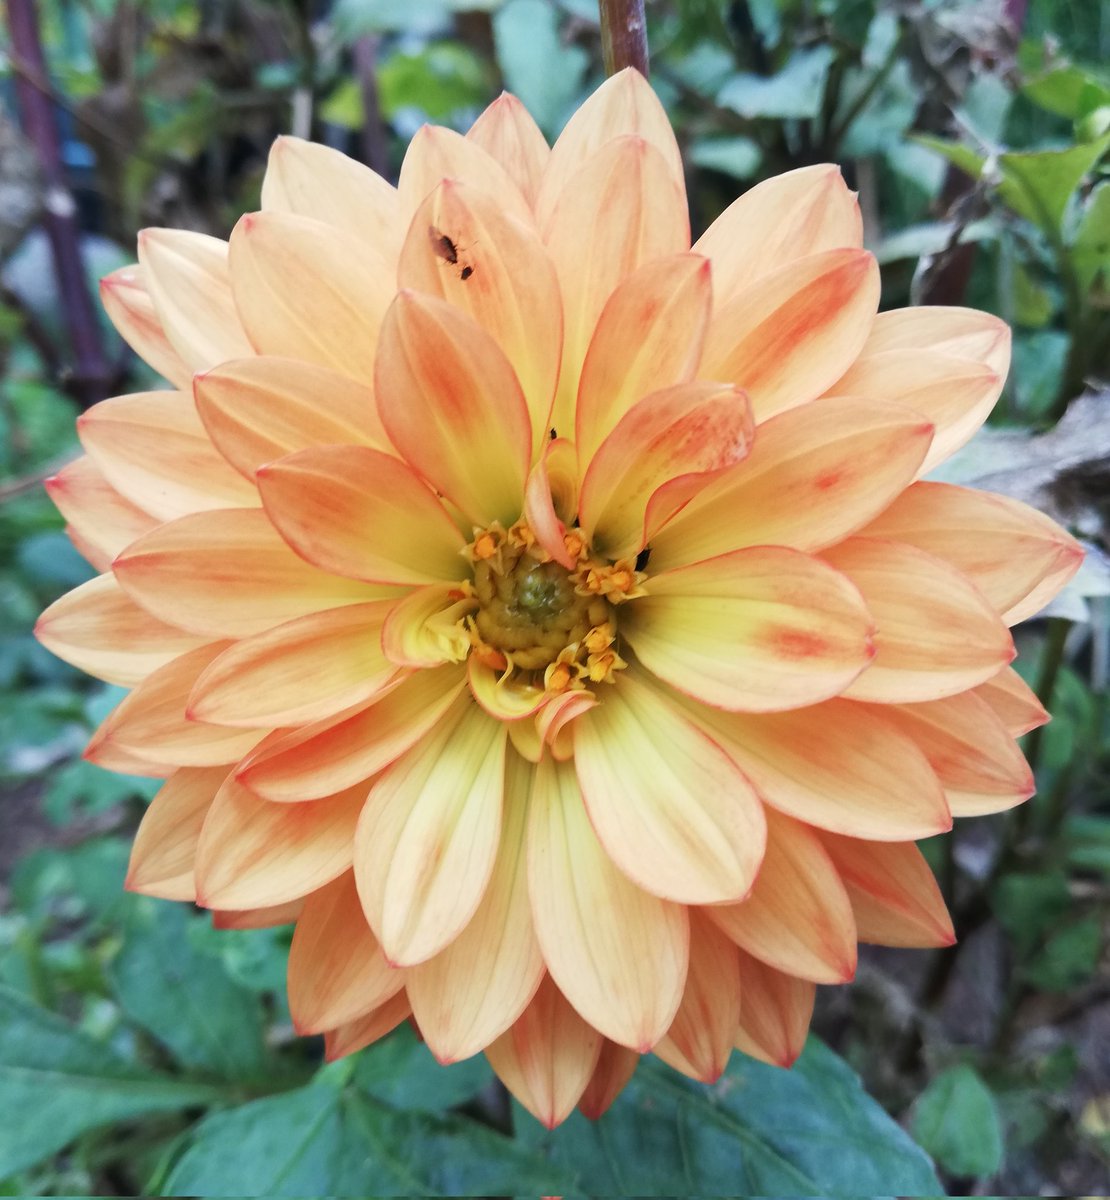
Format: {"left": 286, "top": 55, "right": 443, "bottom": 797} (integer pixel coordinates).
{"left": 352, "top": 35, "right": 391, "bottom": 180}
{"left": 599, "top": 0, "right": 649, "bottom": 77}
{"left": 5, "top": 0, "right": 117, "bottom": 410}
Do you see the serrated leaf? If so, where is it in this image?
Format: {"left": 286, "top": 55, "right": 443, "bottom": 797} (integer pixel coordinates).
{"left": 0, "top": 985, "right": 218, "bottom": 1177}
{"left": 912, "top": 1064, "right": 1004, "bottom": 1178}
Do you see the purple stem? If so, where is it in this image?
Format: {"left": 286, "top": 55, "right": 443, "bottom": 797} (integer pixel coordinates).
{"left": 353, "top": 35, "right": 391, "bottom": 180}
{"left": 599, "top": 0, "right": 649, "bottom": 77}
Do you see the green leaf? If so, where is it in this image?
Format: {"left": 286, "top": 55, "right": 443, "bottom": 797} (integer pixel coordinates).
{"left": 998, "top": 132, "right": 1110, "bottom": 235}
{"left": 0, "top": 984, "right": 218, "bottom": 1177}
{"left": 377, "top": 43, "right": 490, "bottom": 124}
{"left": 688, "top": 135, "right": 763, "bottom": 180}
{"left": 353, "top": 1023, "right": 491, "bottom": 1111}
{"left": 1064, "top": 812, "right": 1110, "bottom": 874}
{"left": 493, "top": 0, "right": 588, "bottom": 135}
{"left": 911, "top": 1064, "right": 1004, "bottom": 1178}
{"left": 991, "top": 870, "right": 1072, "bottom": 957}
{"left": 913, "top": 134, "right": 986, "bottom": 180}
{"left": 1074, "top": 181, "right": 1110, "bottom": 294}
{"left": 519, "top": 1038, "right": 940, "bottom": 1193}
{"left": 1024, "top": 63, "right": 1110, "bottom": 120}
{"left": 1025, "top": 916, "right": 1101, "bottom": 992}
{"left": 717, "top": 47, "right": 835, "bottom": 120}
{"left": 110, "top": 899, "right": 267, "bottom": 1079}
{"left": 162, "top": 1079, "right": 569, "bottom": 1195}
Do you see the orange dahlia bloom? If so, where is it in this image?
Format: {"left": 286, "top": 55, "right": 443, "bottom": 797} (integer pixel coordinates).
{"left": 37, "top": 71, "right": 1080, "bottom": 1127}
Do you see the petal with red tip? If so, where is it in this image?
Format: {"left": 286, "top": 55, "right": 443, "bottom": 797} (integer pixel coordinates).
{"left": 574, "top": 669, "right": 765, "bottom": 904}
{"left": 408, "top": 756, "right": 544, "bottom": 1062}
{"left": 288, "top": 872, "right": 404, "bottom": 1034}
{"left": 973, "top": 667, "right": 1048, "bottom": 737}
{"left": 375, "top": 291, "right": 532, "bottom": 527}
{"left": 734, "top": 953, "right": 814, "bottom": 1068}
{"left": 324, "top": 991, "right": 412, "bottom": 1062}
{"left": 212, "top": 900, "right": 304, "bottom": 930}
{"left": 46, "top": 456, "right": 157, "bottom": 572}
{"left": 529, "top": 756, "right": 688, "bottom": 1051}
{"left": 649, "top": 398, "right": 933, "bottom": 571}
{"left": 824, "top": 538, "right": 1014, "bottom": 703}
{"left": 466, "top": 93, "right": 549, "bottom": 206}
{"left": 709, "top": 808, "right": 857, "bottom": 984}
{"left": 486, "top": 975, "right": 602, "bottom": 1129}
{"left": 100, "top": 265, "right": 191, "bottom": 387}
{"left": 701, "top": 248, "right": 879, "bottom": 424}
{"left": 354, "top": 696, "right": 507, "bottom": 966}
{"left": 578, "top": 1041, "right": 639, "bottom": 1119}
{"left": 860, "top": 305, "right": 1010, "bottom": 374}
{"left": 523, "top": 438, "right": 579, "bottom": 568}
{"left": 624, "top": 547, "right": 874, "bottom": 712}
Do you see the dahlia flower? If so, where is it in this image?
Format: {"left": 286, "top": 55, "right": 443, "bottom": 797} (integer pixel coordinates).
{"left": 37, "top": 70, "right": 1080, "bottom": 1127}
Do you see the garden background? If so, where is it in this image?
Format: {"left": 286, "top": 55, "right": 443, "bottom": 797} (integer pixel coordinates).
{"left": 1, "top": 0, "right": 1108, "bottom": 1193}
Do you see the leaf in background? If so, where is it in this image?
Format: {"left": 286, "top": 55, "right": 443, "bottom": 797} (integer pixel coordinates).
{"left": 1073, "top": 180, "right": 1110, "bottom": 294}
{"left": 110, "top": 898, "right": 267, "bottom": 1080}
{"left": 161, "top": 1074, "right": 569, "bottom": 1196}
{"left": 1023, "top": 63, "right": 1110, "bottom": 121}
{"left": 492, "top": 0, "right": 588, "bottom": 135}
{"left": 1025, "top": 917, "right": 1101, "bottom": 992}
{"left": 353, "top": 1023, "right": 491, "bottom": 1111}
{"left": 0, "top": 984, "right": 218, "bottom": 1178}
{"left": 688, "top": 135, "right": 763, "bottom": 180}
{"left": 997, "top": 132, "right": 1110, "bottom": 235}
{"left": 992, "top": 870, "right": 1072, "bottom": 957}
{"left": 519, "top": 1039, "right": 941, "bottom": 1193}
{"left": 43, "top": 758, "right": 157, "bottom": 826}
{"left": 1064, "top": 813, "right": 1110, "bottom": 875}
{"left": 911, "top": 1063, "right": 1004, "bottom": 1178}
{"left": 717, "top": 47, "right": 835, "bottom": 120}
{"left": 838, "top": 60, "right": 917, "bottom": 157}
{"left": 913, "top": 133, "right": 986, "bottom": 180}
{"left": 377, "top": 43, "right": 491, "bottom": 124}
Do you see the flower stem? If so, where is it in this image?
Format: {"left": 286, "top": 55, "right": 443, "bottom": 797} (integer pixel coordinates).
{"left": 599, "top": 0, "right": 649, "bottom": 77}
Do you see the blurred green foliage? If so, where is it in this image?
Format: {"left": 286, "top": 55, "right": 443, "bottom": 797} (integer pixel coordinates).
{"left": 1, "top": 0, "right": 1109, "bottom": 1194}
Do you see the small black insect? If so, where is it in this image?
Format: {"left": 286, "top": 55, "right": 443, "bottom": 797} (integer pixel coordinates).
{"left": 460, "top": 265, "right": 474, "bottom": 281}
{"left": 429, "top": 226, "right": 458, "bottom": 264}
{"left": 550, "top": 428, "right": 558, "bottom": 440}
{"left": 635, "top": 546, "right": 652, "bottom": 571}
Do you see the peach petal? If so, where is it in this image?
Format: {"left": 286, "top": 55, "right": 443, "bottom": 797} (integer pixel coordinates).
{"left": 578, "top": 1040, "right": 639, "bottom": 1119}
{"left": 45, "top": 456, "right": 157, "bottom": 572}
{"left": 733, "top": 952, "right": 815, "bottom": 1068}
{"left": 211, "top": 899, "right": 303, "bottom": 930}
{"left": 100, "top": 265, "right": 192, "bottom": 388}
{"left": 466, "top": 92, "right": 550, "bottom": 206}
{"left": 324, "top": 991, "right": 412, "bottom": 1061}
{"left": 859, "top": 305, "right": 1010, "bottom": 375}
{"left": 973, "top": 666, "right": 1048, "bottom": 737}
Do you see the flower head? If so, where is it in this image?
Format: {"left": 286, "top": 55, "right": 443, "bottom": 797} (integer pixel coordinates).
{"left": 38, "top": 70, "right": 1081, "bottom": 1128}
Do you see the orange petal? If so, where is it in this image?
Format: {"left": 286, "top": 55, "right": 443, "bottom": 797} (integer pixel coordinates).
{"left": 137, "top": 228, "right": 253, "bottom": 370}
{"left": 528, "top": 756, "right": 688, "bottom": 1051}
{"left": 35, "top": 573, "right": 206, "bottom": 687}
{"left": 354, "top": 696, "right": 507, "bottom": 966}
{"left": 649, "top": 398, "right": 933, "bottom": 571}
{"left": 261, "top": 135, "right": 401, "bottom": 262}
{"left": 324, "top": 991, "right": 412, "bottom": 1061}
{"left": 686, "top": 697, "right": 951, "bottom": 840}
{"left": 973, "top": 666, "right": 1048, "bottom": 737}
{"left": 733, "top": 952, "right": 814, "bottom": 1068}
{"left": 701, "top": 248, "right": 879, "bottom": 424}
{"left": 212, "top": 899, "right": 303, "bottom": 930}
{"left": 85, "top": 643, "right": 265, "bottom": 769}
{"left": 574, "top": 253, "right": 711, "bottom": 472}
{"left": 694, "top": 164, "right": 862, "bottom": 305}
{"left": 884, "top": 691, "right": 1034, "bottom": 816}
{"left": 578, "top": 1040, "right": 639, "bottom": 1120}
{"left": 237, "top": 666, "right": 466, "bottom": 801}
{"left": 653, "top": 912, "right": 740, "bottom": 1083}
{"left": 187, "top": 601, "right": 397, "bottom": 729}
{"left": 100, "top": 265, "right": 192, "bottom": 388}
{"left": 113, "top": 508, "right": 383, "bottom": 638}
{"left": 523, "top": 437, "right": 579, "bottom": 568}
{"left": 859, "top": 305, "right": 1010, "bottom": 375}
{"left": 824, "top": 538, "right": 1014, "bottom": 703}
{"left": 536, "top": 67, "right": 683, "bottom": 228}
{"left": 82, "top": 738, "right": 179, "bottom": 778}
{"left": 257, "top": 444, "right": 467, "bottom": 585}
{"left": 77, "top": 391, "right": 258, "bottom": 520}
{"left": 485, "top": 975, "right": 602, "bottom": 1129}
{"left": 125, "top": 766, "right": 228, "bottom": 900}
{"left": 819, "top": 831, "right": 954, "bottom": 949}
{"left": 579, "top": 381, "right": 753, "bottom": 560}
{"left": 574, "top": 669, "right": 766, "bottom": 904}
{"left": 288, "top": 872, "right": 404, "bottom": 1034}
{"left": 194, "top": 356, "right": 390, "bottom": 481}
{"left": 375, "top": 291, "right": 531, "bottom": 527}
{"left": 408, "top": 757, "right": 544, "bottom": 1062}
{"left": 828, "top": 352, "right": 1002, "bottom": 476}
{"left": 543, "top": 135, "right": 690, "bottom": 435}
{"left": 397, "top": 180, "right": 561, "bottom": 457}
{"left": 466, "top": 92, "right": 550, "bottom": 206}
{"left": 397, "top": 124, "right": 532, "bottom": 225}
{"left": 859, "top": 481, "right": 1082, "bottom": 625}
{"left": 228, "top": 211, "right": 394, "bottom": 381}
{"left": 709, "top": 808, "right": 857, "bottom": 984}
{"left": 45, "top": 456, "right": 157, "bottom": 572}
{"left": 624, "top": 547, "right": 874, "bottom": 712}
{"left": 194, "top": 776, "right": 366, "bottom": 909}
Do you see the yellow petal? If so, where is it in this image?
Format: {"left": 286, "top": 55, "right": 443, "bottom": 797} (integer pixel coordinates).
{"left": 287, "top": 872, "right": 404, "bottom": 1034}
{"left": 137, "top": 228, "right": 253, "bottom": 370}
{"left": 485, "top": 975, "right": 602, "bottom": 1129}
{"left": 528, "top": 757, "right": 688, "bottom": 1051}
{"left": 100, "top": 265, "right": 192, "bottom": 387}
{"left": 466, "top": 92, "right": 549, "bottom": 206}
{"left": 408, "top": 756, "right": 544, "bottom": 1062}
{"left": 46, "top": 456, "right": 157, "bottom": 572}
{"left": 467, "top": 657, "right": 546, "bottom": 723}
{"left": 574, "top": 669, "right": 766, "bottom": 904}
{"left": 818, "top": 831, "right": 955, "bottom": 949}
{"left": 653, "top": 913, "right": 740, "bottom": 1083}
{"left": 709, "top": 808, "right": 857, "bottom": 984}
{"left": 973, "top": 666, "right": 1048, "bottom": 737}
{"left": 375, "top": 291, "right": 531, "bottom": 528}
{"left": 578, "top": 1040, "right": 639, "bottom": 1119}
{"left": 36, "top": 573, "right": 205, "bottom": 687}
{"left": 701, "top": 248, "right": 879, "bottom": 424}
{"left": 733, "top": 952, "right": 814, "bottom": 1068}
{"left": 649, "top": 398, "right": 933, "bottom": 571}
{"left": 194, "top": 776, "right": 366, "bottom": 909}
{"left": 125, "top": 766, "right": 228, "bottom": 900}
{"left": 381, "top": 584, "right": 473, "bottom": 668}
{"left": 824, "top": 538, "right": 1014, "bottom": 703}
{"left": 324, "top": 991, "right": 412, "bottom": 1062}
{"left": 354, "top": 697, "right": 507, "bottom": 966}
{"left": 624, "top": 547, "right": 874, "bottom": 712}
